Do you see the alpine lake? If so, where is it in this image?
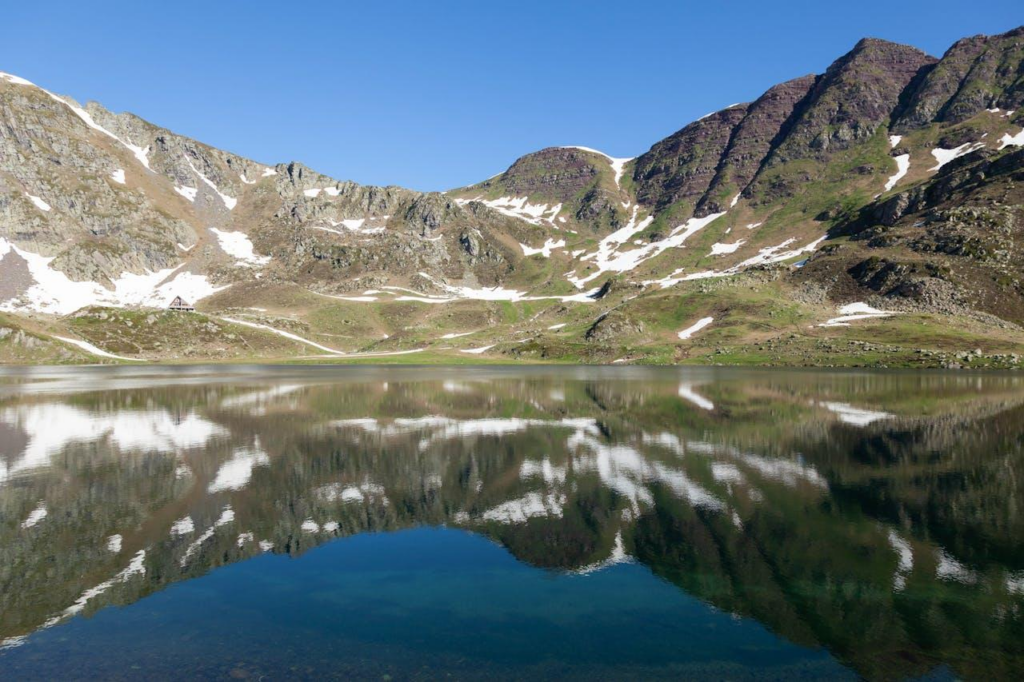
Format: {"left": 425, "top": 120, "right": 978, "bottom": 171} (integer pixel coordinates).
{"left": 1, "top": 365, "right": 1022, "bottom": 680}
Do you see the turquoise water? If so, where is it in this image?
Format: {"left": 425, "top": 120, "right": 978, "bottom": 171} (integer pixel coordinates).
{"left": 1, "top": 366, "right": 1021, "bottom": 679}
{"left": 3, "top": 528, "right": 847, "bottom": 679}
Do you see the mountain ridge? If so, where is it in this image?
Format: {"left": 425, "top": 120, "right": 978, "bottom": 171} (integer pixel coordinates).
{"left": 1, "top": 26, "right": 1023, "bottom": 366}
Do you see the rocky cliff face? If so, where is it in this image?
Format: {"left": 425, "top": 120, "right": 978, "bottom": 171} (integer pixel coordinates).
{"left": 633, "top": 104, "right": 749, "bottom": 213}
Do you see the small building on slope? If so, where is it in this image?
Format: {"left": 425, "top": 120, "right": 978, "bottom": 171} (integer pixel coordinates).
{"left": 168, "top": 296, "right": 195, "bottom": 312}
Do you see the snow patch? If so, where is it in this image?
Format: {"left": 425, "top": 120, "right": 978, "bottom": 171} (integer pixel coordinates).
{"left": 209, "top": 228, "right": 270, "bottom": 267}
{"left": 678, "top": 383, "right": 714, "bottom": 411}
{"left": 997, "top": 127, "right": 1024, "bottom": 150}
{"left": 482, "top": 492, "right": 566, "bottom": 524}
{"left": 185, "top": 157, "right": 237, "bottom": 209}
{"left": 930, "top": 142, "right": 985, "bottom": 171}
{"left": 174, "top": 185, "right": 198, "bottom": 202}
{"left": 561, "top": 146, "right": 633, "bottom": 186}
{"left": 520, "top": 238, "right": 565, "bottom": 258}
{"left": 219, "top": 316, "right": 345, "bottom": 355}
{"left": 820, "top": 302, "right": 895, "bottom": 327}
{"left": 27, "top": 194, "right": 51, "bottom": 212}
{"left": 647, "top": 235, "right": 826, "bottom": 288}
{"left": 884, "top": 154, "right": 910, "bottom": 192}
{"left": 888, "top": 530, "right": 913, "bottom": 591}
{"left": 171, "top": 516, "right": 195, "bottom": 536}
{"left": 208, "top": 445, "right": 270, "bottom": 493}
{"left": 54, "top": 335, "right": 142, "bottom": 362}
{"left": 456, "top": 195, "right": 562, "bottom": 226}
{"left": 678, "top": 317, "right": 713, "bottom": 340}
{"left": 21, "top": 502, "right": 47, "bottom": 528}
{"left": 822, "top": 401, "right": 894, "bottom": 426}
{"left": 460, "top": 344, "right": 495, "bottom": 355}
{"left": 710, "top": 240, "right": 744, "bottom": 256}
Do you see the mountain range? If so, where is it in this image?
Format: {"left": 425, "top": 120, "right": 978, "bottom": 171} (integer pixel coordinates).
{"left": 1, "top": 26, "right": 1023, "bottom": 366}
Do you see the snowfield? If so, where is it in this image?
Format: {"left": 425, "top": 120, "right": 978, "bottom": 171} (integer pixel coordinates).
{"left": 0, "top": 238, "right": 227, "bottom": 315}
{"left": 647, "top": 235, "right": 827, "bottom": 289}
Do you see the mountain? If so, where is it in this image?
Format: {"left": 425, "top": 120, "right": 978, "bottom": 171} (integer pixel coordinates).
{"left": 1, "top": 26, "right": 1024, "bottom": 366}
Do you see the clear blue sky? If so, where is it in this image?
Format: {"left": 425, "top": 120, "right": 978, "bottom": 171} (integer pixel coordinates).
{"left": 2, "top": 1, "right": 1020, "bottom": 191}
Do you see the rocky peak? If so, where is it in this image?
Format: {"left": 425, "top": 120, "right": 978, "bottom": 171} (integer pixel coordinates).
{"left": 893, "top": 25, "right": 1024, "bottom": 131}
{"left": 764, "top": 38, "right": 936, "bottom": 164}
{"left": 490, "top": 147, "right": 603, "bottom": 203}
{"left": 403, "top": 193, "right": 460, "bottom": 234}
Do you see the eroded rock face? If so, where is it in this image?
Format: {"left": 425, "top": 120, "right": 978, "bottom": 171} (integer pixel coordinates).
{"left": 765, "top": 38, "right": 936, "bottom": 164}
{"left": 0, "top": 83, "right": 194, "bottom": 276}
{"left": 633, "top": 105, "right": 749, "bottom": 212}
{"left": 894, "top": 26, "right": 1024, "bottom": 131}
{"left": 695, "top": 75, "right": 817, "bottom": 215}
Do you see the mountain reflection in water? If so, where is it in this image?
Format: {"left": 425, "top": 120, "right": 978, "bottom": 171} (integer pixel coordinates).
{"left": 1, "top": 366, "right": 1023, "bottom": 680}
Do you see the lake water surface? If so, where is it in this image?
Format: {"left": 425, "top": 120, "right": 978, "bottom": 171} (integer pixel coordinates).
{"left": 1, "top": 366, "right": 1022, "bottom": 680}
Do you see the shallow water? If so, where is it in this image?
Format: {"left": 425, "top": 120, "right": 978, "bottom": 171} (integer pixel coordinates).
{"left": 1, "top": 366, "right": 1022, "bottom": 680}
